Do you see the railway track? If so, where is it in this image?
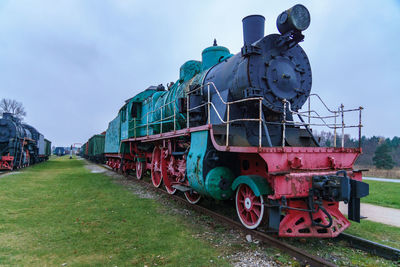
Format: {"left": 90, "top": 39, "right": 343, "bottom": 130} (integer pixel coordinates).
{"left": 338, "top": 233, "right": 400, "bottom": 262}
{"left": 101, "top": 164, "right": 400, "bottom": 266}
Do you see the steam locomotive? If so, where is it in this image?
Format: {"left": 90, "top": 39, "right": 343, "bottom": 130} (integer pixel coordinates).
{"left": 0, "top": 113, "right": 51, "bottom": 170}
{"left": 84, "top": 4, "right": 369, "bottom": 237}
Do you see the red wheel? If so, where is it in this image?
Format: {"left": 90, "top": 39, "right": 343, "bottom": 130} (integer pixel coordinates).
{"left": 165, "top": 183, "right": 177, "bottom": 194}
{"left": 184, "top": 190, "right": 201, "bottom": 204}
{"left": 161, "top": 153, "right": 177, "bottom": 195}
{"left": 136, "top": 160, "right": 144, "bottom": 180}
{"left": 235, "top": 184, "right": 264, "bottom": 229}
{"left": 151, "top": 147, "right": 162, "bottom": 187}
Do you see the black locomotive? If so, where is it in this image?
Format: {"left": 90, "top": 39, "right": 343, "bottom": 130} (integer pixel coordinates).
{"left": 0, "top": 113, "right": 51, "bottom": 170}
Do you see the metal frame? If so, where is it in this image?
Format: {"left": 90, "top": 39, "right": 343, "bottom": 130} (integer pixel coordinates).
{"left": 126, "top": 82, "right": 363, "bottom": 149}
{"left": 291, "top": 94, "right": 363, "bottom": 148}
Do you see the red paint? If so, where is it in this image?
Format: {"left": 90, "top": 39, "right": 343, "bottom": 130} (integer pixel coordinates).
{"left": 279, "top": 200, "right": 349, "bottom": 237}
{"left": 258, "top": 149, "right": 359, "bottom": 172}
{"left": 228, "top": 123, "right": 361, "bottom": 237}
{"left": 236, "top": 183, "right": 264, "bottom": 229}
{"left": 136, "top": 161, "right": 144, "bottom": 179}
{"left": 0, "top": 155, "right": 14, "bottom": 170}
{"left": 161, "top": 143, "right": 187, "bottom": 194}
{"left": 184, "top": 190, "right": 201, "bottom": 204}
{"left": 151, "top": 147, "right": 162, "bottom": 187}
{"left": 268, "top": 171, "right": 359, "bottom": 200}
{"left": 239, "top": 154, "right": 268, "bottom": 177}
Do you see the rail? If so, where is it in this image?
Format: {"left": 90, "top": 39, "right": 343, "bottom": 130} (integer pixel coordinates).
{"left": 128, "top": 82, "right": 363, "bottom": 149}
{"left": 338, "top": 233, "right": 400, "bottom": 261}
{"left": 289, "top": 94, "right": 363, "bottom": 148}
{"left": 128, "top": 98, "right": 180, "bottom": 138}
{"left": 187, "top": 82, "right": 263, "bottom": 147}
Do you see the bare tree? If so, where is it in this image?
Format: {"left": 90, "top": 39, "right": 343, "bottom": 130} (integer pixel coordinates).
{"left": 0, "top": 98, "right": 27, "bottom": 120}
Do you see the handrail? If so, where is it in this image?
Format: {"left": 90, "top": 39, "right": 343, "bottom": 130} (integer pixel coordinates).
{"left": 287, "top": 94, "right": 363, "bottom": 148}
{"left": 186, "top": 82, "right": 264, "bottom": 147}
{"left": 128, "top": 81, "right": 363, "bottom": 149}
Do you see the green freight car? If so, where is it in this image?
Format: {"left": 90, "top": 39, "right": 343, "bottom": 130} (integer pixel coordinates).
{"left": 88, "top": 134, "right": 105, "bottom": 163}
{"left": 80, "top": 142, "right": 87, "bottom": 158}
{"left": 44, "top": 139, "right": 51, "bottom": 158}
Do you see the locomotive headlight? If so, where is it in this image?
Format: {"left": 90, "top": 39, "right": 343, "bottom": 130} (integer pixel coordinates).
{"left": 277, "top": 4, "right": 310, "bottom": 35}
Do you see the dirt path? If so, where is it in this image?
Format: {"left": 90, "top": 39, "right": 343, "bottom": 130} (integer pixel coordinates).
{"left": 363, "top": 177, "right": 400, "bottom": 183}
{"left": 339, "top": 203, "right": 400, "bottom": 227}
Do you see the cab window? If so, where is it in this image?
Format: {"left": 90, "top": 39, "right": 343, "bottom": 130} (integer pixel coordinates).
{"left": 131, "top": 103, "right": 141, "bottom": 119}
{"left": 121, "top": 107, "right": 127, "bottom": 122}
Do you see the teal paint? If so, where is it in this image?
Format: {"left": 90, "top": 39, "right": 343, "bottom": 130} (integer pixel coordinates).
{"left": 205, "top": 166, "right": 235, "bottom": 200}
{"left": 180, "top": 60, "right": 202, "bottom": 82}
{"left": 128, "top": 68, "right": 206, "bottom": 136}
{"left": 231, "top": 175, "right": 273, "bottom": 196}
{"left": 187, "top": 131, "right": 237, "bottom": 200}
{"left": 151, "top": 68, "right": 205, "bottom": 133}
{"left": 120, "top": 104, "right": 129, "bottom": 140}
{"left": 130, "top": 89, "right": 158, "bottom": 103}
{"left": 201, "top": 45, "right": 230, "bottom": 71}
{"left": 104, "top": 114, "right": 121, "bottom": 153}
{"left": 186, "top": 130, "right": 209, "bottom": 196}
{"left": 140, "top": 91, "right": 165, "bottom": 135}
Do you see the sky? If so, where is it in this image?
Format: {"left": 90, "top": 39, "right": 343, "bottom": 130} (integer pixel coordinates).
{"left": 0, "top": 0, "right": 399, "bottom": 147}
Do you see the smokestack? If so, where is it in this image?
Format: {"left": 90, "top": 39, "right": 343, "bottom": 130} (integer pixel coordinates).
{"left": 242, "top": 15, "right": 265, "bottom": 45}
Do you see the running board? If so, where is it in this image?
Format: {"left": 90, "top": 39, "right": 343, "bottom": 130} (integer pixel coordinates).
{"left": 172, "top": 185, "right": 191, "bottom": 192}
{"left": 171, "top": 151, "right": 185, "bottom": 156}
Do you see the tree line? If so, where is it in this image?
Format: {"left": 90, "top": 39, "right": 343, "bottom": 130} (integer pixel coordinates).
{"left": 316, "top": 131, "right": 399, "bottom": 169}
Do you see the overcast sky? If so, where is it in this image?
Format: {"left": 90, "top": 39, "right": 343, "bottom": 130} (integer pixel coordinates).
{"left": 0, "top": 0, "right": 399, "bottom": 147}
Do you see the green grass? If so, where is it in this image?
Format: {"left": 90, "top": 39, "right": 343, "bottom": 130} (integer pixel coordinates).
{"left": 362, "top": 180, "right": 400, "bottom": 209}
{"left": 345, "top": 219, "right": 400, "bottom": 249}
{"left": 0, "top": 157, "right": 230, "bottom": 266}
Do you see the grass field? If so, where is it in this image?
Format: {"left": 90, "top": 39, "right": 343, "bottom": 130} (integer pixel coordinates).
{"left": 345, "top": 219, "right": 400, "bottom": 249}
{"left": 362, "top": 180, "right": 400, "bottom": 209}
{"left": 0, "top": 157, "right": 230, "bottom": 266}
